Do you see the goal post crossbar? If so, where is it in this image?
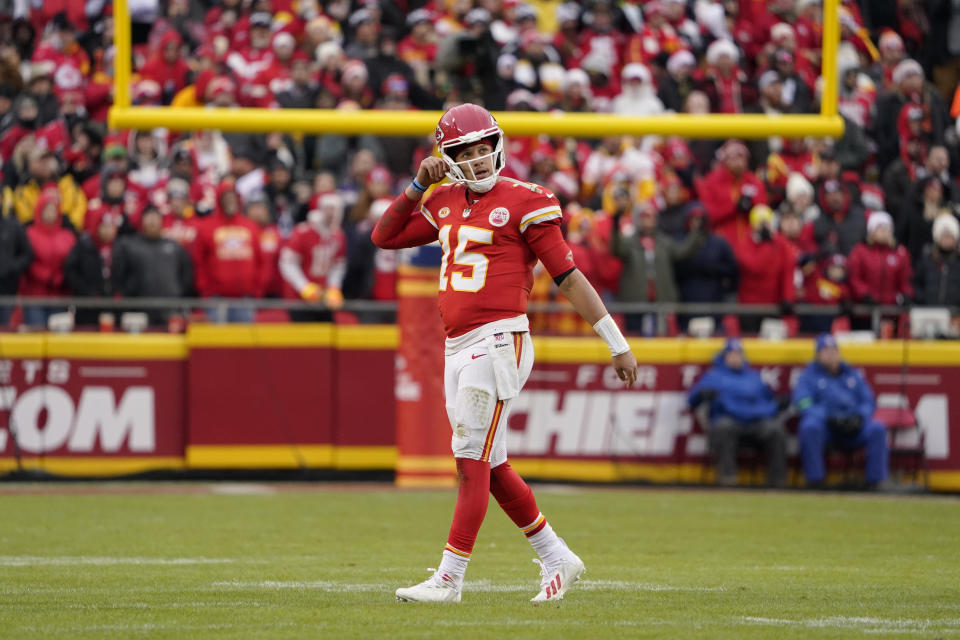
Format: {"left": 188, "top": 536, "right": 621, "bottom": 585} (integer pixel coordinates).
{"left": 108, "top": 0, "right": 843, "bottom": 139}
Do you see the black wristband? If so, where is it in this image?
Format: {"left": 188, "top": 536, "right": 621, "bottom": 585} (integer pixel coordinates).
{"left": 553, "top": 266, "right": 577, "bottom": 286}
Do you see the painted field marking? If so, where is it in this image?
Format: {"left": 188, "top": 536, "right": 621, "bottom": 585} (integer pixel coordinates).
{"left": 738, "top": 615, "right": 960, "bottom": 634}
{"left": 208, "top": 483, "right": 277, "bottom": 495}
{"left": 0, "top": 556, "right": 236, "bottom": 567}
{"left": 210, "top": 579, "right": 727, "bottom": 593}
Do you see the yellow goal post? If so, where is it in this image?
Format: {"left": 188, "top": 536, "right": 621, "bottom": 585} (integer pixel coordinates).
{"left": 107, "top": 0, "right": 843, "bottom": 139}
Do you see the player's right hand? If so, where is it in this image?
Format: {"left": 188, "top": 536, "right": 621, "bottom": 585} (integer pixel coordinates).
{"left": 612, "top": 350, "right": 639, "bottom": 388}
{"left": 324, "top": 288, "right": 344, "bottom": 309}
{"left": 416, "top": 156, "right": 449, "bottom": 186}
{"left": 300, "top": 282, "right": 322, "bottom": 302}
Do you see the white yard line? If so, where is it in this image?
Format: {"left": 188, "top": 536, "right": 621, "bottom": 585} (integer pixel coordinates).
{"left": 0, "top": 556, "right": 236, "bottom": 567}
{"left": 208, "top": 483, "right": 277, "bottom": 495}
{"left": 209, "top": 579, "right": 726, "bottom": 593}
{"left": 17, "top": 622, "right": 306, "bottom": 633}
{"left": 738, "top": 615, "right": 960, "bottom": 634}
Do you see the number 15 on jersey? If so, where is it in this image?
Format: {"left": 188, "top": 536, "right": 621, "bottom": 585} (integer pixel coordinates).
{"left": 438, "top": 225, "right": 493, "bottom": 293}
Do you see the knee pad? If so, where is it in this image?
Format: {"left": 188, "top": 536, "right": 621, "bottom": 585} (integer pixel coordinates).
{"left": 451, "top": 386, "right": 498, "bottom": 460}
{"left": 454, "top": 386, "right": 497, "bottom": 434}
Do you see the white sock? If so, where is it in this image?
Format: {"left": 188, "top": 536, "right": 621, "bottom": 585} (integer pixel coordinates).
{"left": 525, "top": 518, "right": 566, "bottom": 567}
{"left": 437, "top": 546, "right": 469, "bottom": 583}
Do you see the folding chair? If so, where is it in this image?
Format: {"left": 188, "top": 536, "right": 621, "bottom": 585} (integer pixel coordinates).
{"left": 873, "top": 406, "right": 928, "bottom": 488}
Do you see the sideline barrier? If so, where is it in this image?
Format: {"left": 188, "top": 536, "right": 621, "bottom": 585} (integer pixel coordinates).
{"left": 0, "top": 325, "right": 396, "bottom": 476}
{"left": 510, "top": 338, "right": 958, "bottom": 490}
{"left": 1, "top": 328, "right": 958, "bottom": 490}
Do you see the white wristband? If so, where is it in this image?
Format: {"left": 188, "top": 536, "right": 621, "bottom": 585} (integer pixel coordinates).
{"left": 593, "top": 314, "right": 630, "bottom": 356}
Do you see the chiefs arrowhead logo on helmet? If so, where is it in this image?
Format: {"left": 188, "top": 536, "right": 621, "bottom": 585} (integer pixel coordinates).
{"left": 435, "top": 103, "right": 506, "bottom": 194}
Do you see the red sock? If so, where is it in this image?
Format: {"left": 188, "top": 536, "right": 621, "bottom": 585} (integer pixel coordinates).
{"left": 446, "top": 458, "right": 491, "bottom": 555}
{"left": 490, "top": 462, "right": 543, "bottom": 535}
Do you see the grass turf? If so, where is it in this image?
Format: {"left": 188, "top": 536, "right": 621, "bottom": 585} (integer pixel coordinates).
{"left": 0, "top": 484, "right": 958, "bottom": 639}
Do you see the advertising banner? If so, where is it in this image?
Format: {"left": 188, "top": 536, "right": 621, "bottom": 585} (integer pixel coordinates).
{"left": 184, "top": 324, "right": 395, "bottom": 469}
{"left": 0, "top": 335, "right": 187, "bottom": 475}
{"left": 506, "top": 339, "right": 958, "bottom": 490}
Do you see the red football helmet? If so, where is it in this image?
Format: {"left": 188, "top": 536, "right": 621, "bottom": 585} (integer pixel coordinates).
{"left": 435, "top": 103, "right": 505, "bottom": 193}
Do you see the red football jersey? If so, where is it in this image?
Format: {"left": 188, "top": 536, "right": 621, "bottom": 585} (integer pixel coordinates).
{"left": 282, "top": 223, "right": 347, "bottom": 296}
{"left": 420, "top": 178, "right": 572, "bottom": 338}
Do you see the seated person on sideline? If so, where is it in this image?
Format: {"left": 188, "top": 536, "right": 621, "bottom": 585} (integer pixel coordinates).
{"left": 687, "top": 338, "right": 788, "bottom": 487}
{"left": 793, "top": 334, "right": 889, "bottom": 488}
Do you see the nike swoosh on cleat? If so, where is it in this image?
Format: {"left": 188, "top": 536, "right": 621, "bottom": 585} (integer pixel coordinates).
{"left": 471, "top": 354, "right": 486, "bottom": 359}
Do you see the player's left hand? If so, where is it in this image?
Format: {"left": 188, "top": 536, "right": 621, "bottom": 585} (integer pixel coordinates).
{"left": 612, "top": 351, "right": 639, "bottom": 388}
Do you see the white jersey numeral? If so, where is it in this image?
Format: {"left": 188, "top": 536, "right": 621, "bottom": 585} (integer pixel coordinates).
{"left": 438, "top": 225, "right": 493, "bottom": 293}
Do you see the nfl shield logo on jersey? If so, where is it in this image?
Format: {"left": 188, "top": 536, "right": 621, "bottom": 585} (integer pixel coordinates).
{"left": 489, "top": 207, "right": 510, "bottom": 227}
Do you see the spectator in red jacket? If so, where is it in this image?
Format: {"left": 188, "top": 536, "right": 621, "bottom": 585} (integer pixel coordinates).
{"left": 21, "top": 191, "right": 77, "bottom": 327}
{"left": 697, "top": 140, "right": 768, "bottom": 255}
{"left": 847, "top": 211, "right": 913, "bottom": 307}
{"left": 226, "top": 12, "right": 276, "bottom": 87}
{"left": 696, "top": 39, "right": 755, "bottom": 114}
{"left": 138, "top": 30, "right": 190, "bottom": 104}
{"left": 735, "top": 205, "right": 797, "bottom": 333}
{"left": 245, "top": 193, "right": 284, "bottom": 298}
{"left": 801, "top": 253, "right": 852, "bottom": 334}
{"left": 84, "top": 168, "right": 141, "bottom": 235}
{"left": 194, "top": 182, "right": 263, "bottom": 323}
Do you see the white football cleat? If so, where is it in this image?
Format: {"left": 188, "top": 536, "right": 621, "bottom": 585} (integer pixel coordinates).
{"left": 531, "top": 546, "right": 585, "bottom": 603}
{"left": 395, "top": 569, "right": 462, "bottom": 603}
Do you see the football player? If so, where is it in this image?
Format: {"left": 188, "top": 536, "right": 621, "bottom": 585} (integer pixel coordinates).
{"left": 373, "top": 104, "right": 639, "bottom": 603}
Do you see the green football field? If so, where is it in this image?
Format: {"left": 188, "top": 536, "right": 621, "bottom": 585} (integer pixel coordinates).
{"left": 0, "top": 483, "right": 958, "bottom": 640}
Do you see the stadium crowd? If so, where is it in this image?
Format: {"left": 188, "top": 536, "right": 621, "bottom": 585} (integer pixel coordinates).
{"left": 1, "top": 0, "right": 960, "bottom": 333}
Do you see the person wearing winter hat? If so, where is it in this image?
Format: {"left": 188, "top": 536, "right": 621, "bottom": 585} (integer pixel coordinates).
{"left": 696, "top": 140, "right": 768, "bottom": 245}
{"left": 793, "top": 334, "right": 889, "bottom": 488}
{"left": 687, "top": 338, "right": 788, "bottom": 487}
{"left": 913, "top": 214, "right": 960, "bottom": 307}
{"left": 783, "top": 172, "right": 821, "bottom": 222}
{"left": 868, "top": 29, "right": 905, "bottom": 92}
{"left": 610, "top": 198, "right": 706, "bottom": 333}
{"left": 874, "top": 57, "right": 951, "bottom": 173}
{"left": 846, "top": 211, "right": 913, "bottom": 308}
{"left": 734, "top": 204, "right": 798, "bottom": 332}
{"left": 20, "top": 190, "right": 77, "bottom": 327}
{"left": 800, "top": 253, "right": 852, "bottom": 334}
{"left": 612, "top": 63, "right": 664, "bottom": 116}
{"left": 659, "top": 49, "right": 697, "bottom": 112}
{"left": 699, "top": 39, "right": 754, "bottom": 114}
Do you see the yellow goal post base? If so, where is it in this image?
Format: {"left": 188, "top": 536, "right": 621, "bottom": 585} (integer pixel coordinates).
{"left": 108, "top": 0, "right": 843, "bottom": 140}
